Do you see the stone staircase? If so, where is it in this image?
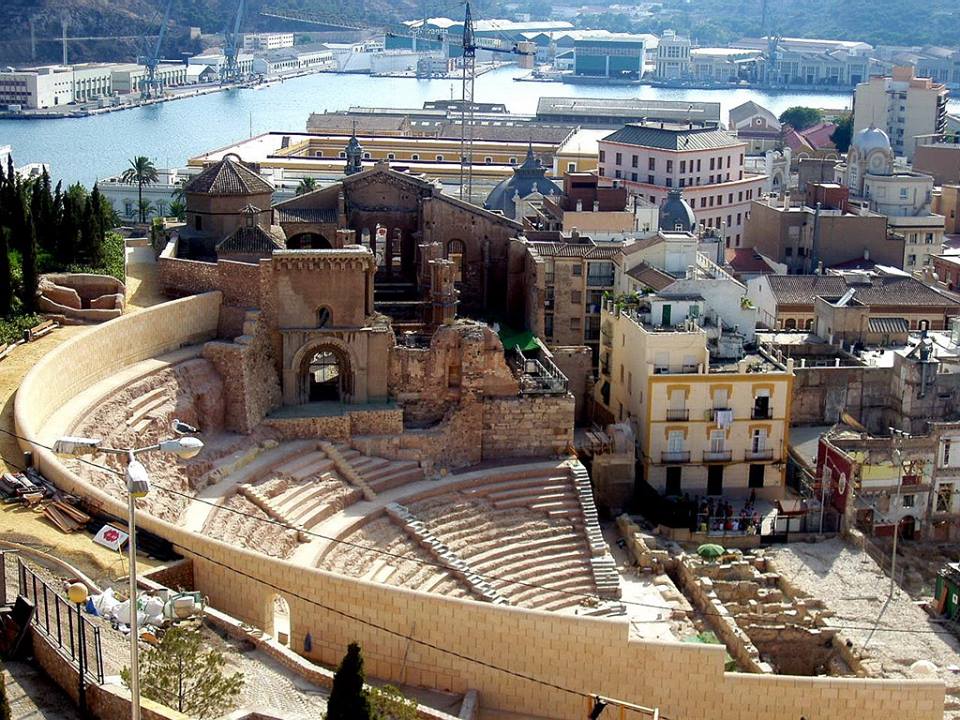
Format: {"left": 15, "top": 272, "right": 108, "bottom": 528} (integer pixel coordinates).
{"left": 236, "top": 445, "right": 361, "bottom": 542}
{"left": 331, "top": 443, "right": 425, "bottom": 494}
{"left": 385, "top": 502, "right": 508, "bottom": 605}
{"left": 125, "top": 386, "right": 169, "bottom": 433}
{"left": 570, "top": 464, "right": 621, "bottom": 600}
{"left": 319, "top": 441, "right": 378, "bottom": 501}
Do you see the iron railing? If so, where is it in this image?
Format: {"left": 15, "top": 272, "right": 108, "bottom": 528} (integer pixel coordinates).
{"left": 665, "top": 408, "right": 689, "bottom": 421}
{"left": 745, "top": 448, "right": 775, "bottom": 461}
{"left": 17, "top": 558, "right": 104, "bottom": 685}
{"left": 702, "top": 449, "right": 733, "bottom": 462}
{"left": 513, "top": 349, "right": 569, "bottom": 395}
{"left": 661, "top": 450, "right": 691, "bottom": 463}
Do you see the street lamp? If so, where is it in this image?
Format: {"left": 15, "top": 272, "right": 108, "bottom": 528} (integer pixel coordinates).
{"left": 66, "top": 581, "right": 89, "bottom": 719}
{"left": 55, "top": 427, "right": 203, "bottom": 720}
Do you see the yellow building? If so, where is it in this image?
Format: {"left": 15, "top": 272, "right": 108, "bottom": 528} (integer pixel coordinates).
{"left": 596, "top": 302, "right": 793, "bottom": 498}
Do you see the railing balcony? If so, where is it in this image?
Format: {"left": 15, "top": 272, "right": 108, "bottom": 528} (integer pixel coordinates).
{"left": 745, "top": 448, "right": 774, "bottom": 461}
{"left": 661, "top": 450, "right": 691, "bottom": 463}
{"left": 702, "top": 449, "right": 733, "bottom": 462}
{"left": 512, "top": 349, "right": 569, "bottom": 396}
{"left": 751, "top": 407, "right": 773, "bottom": 420}
{"left": 666, "top": 408, "right": 689, "bottom": 421}
{"left": 707, "top": 408, "right": 733, "bottom": 422}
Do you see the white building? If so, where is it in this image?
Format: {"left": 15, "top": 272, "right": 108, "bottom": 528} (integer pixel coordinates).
{"left": 243, "top": 32, "right": 295, "bottom": 51}
{"left": 654, "top": 30, "right": 691, "bottom": 79}
{"left": 0, "top": 65, "right": 74, "bottom": 109}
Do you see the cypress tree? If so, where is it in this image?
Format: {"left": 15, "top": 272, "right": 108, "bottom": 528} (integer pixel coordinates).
{"left": 79, "top": 196, "right": 96, "bottom": 265}
{"left": 326, "top": 643, "right": 371, "bottom": 720}
{"left": 20, "top": 212, "right": 38, "bottom": 313}
{"left": 0, "top": 228, "right": 11, "bottom": 318}
{"left": 58, "top": 193, "right": 79, "bottom": 266}
{"left": 90, "top": 184, "right": 106, "bottom": 265}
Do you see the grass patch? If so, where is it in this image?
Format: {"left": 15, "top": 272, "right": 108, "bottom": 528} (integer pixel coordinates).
{"left": 0, "top": 313, "right": 42, "bottom": 345}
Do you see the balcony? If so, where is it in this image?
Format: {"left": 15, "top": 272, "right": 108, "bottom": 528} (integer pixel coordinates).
{"left": 666, "top": 408, "right": 689, "bottom": 421}
{"left": 751, "top": 407, "right": 773, "bottom": 420}
{"left": 745, "top": 448, "right": 774, "bottom": 461}
{"left": 702, "top": 449, "right": 733, "bottom": 462}
{"left": 661, "top": 450, "right": 691, "bottom": 464}
{"left": 707, "top": 408, "right": 734, "bottom": 422}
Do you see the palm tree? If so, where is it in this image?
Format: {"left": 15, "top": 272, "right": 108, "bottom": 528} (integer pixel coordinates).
{"left": 121, "top": 156, "right": 160, "bottom": 223}
{"left": 295, "top": 177, "right": 317, "bottom": 196}
{"left": 138, "top": 199, "right": 153, "bottom": 222}
{"left": 168, "top": 199, "right": 186, "bottom": 222}
{"left": 171, "top": 179, "right": 186, "bottom": 204}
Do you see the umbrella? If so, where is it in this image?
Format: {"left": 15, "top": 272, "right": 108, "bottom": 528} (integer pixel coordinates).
{"left": 697, "top": 543, "right": 725, "bottom": 559}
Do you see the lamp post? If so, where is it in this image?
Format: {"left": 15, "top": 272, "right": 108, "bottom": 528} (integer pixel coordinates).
{"left": 55, "top": 425, "right": 203, "bottom": 720}
{"left": 67, "top": 581, "right": 89, "bottom": 719}
{"left": 888, "top": 427, "right": 910, "bottom": 599}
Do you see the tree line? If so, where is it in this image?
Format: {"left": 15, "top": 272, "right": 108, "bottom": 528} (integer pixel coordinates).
{"left": 0, "top": 156, "right": 118, "bottom": 320}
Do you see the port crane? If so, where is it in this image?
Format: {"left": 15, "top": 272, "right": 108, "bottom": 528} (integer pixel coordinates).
{"left": 259, "top": 4, "right": 533, "bottom": 202}
{"left": 140, "top": 0, "right": 175, "bottom": 99}
{"left": 221, "top": 0, "right": 246, "bottom": 84}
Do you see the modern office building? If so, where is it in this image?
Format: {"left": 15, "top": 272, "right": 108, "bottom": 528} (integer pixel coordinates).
{"left": 853, "top": 66, "right": 950, "bottom": 160}
{"left": 0, "top": 65, "right": 75, "bottom": 108}
{"left": 597, "top": 122, "right": 765, "bottom": 245}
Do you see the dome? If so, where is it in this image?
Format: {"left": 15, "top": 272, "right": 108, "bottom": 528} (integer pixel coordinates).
{"left": 483, "top": 146, "right": 563, "bottom": 219}
{"left": 658, "top": 188, "right": 696, "bottom": 232}
{"left": 852, "top": 124, "right": 891, "bottom": 154}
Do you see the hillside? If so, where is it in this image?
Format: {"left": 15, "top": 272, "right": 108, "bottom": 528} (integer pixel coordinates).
{"left": 1, "top": 0, "right": 956, "bottom": 66}
{"left": 581, "top": 0, "right": 960, "bottom": 49}
{"left": 0, "top": 0, "right": 420, "bottom": 65}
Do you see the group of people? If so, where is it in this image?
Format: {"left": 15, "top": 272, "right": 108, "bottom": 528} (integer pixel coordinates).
{"left": 672, "top": 491, "right": 764, "bottom": 535}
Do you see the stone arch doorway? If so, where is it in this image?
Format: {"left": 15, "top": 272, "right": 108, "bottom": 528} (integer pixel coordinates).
{"left": 301, "top": 343, "right": 353, "bottom": 403}
{"left": 266, "top": 594, "right": 291, "bottom": 646}
{"left": 288, "top": 233, "right": 331, "bottom": 250}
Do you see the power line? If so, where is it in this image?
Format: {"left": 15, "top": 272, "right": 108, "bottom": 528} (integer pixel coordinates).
{"left": 2, "top": 427, "right": 958, "bottom": 636}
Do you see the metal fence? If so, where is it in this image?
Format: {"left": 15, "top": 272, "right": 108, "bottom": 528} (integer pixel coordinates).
{"left": 17, "top": 557, "right": 105, "bottom": 685}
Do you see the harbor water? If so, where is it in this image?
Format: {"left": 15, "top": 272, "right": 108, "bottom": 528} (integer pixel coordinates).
{"left": 1, "top": 65, "right": 956, "bottom": 187}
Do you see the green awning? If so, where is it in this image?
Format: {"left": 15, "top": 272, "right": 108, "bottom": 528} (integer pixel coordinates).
{"left": 499, "top": 328, "right": 540, "bottom": 352}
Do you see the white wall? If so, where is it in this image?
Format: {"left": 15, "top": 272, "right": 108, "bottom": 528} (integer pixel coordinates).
{"left": 663, "top": 277, "right": 757, "bottom": 340}
{"left": 746, "top": 275, "right": 778, "bottom": 329}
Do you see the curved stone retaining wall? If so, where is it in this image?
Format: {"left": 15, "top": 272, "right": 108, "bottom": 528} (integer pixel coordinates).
{"left": 14, "top": 295, "right": 946, "bottom": 720}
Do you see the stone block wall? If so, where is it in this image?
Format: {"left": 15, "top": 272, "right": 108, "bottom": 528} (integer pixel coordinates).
{"left": 550, "top": 346, "right": 593, "bottom": 424}
{"left": 482, "top": 396, "right": 574, "bottom": 460}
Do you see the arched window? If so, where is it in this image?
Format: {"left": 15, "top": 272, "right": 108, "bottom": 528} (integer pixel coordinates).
{"left": 447, "top": 239, "right": 465, "bottom": 284}
{"left": 317, "top": 307, "right": 332, "bottom": 328}
{"left": 785, "top": 318, "right": 797, "bottom": 330}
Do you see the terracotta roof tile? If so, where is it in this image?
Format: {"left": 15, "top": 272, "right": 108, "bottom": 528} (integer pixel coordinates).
{"left": 185, "top": 158, "right": 274, "bottom": 196}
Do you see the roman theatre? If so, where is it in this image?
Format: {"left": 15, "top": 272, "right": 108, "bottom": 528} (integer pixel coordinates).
{"left": 14, "top": 158, "right": 943, "bottom": 719}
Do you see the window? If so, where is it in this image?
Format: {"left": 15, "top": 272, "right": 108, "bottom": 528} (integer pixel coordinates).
{"left": 738, "top": 191, "right": 743, "bottom": 202}
{"left": 908, "top": 254, "right": 917, "bottom": 266}
{"left": 599, "top": 150, "right": 605, "bottom": 162}
{"left": 710, "top": 430, "right": 726, "bottom": 453}
{"left": 615, "top": 152, "right": 622, "bottom": 165}
{"left": 317, "top": 306, "right": 332, "bottom": 327}
{"left": 667, "top": 430, "right": 685, "bottom": 453}
{"left": 902, "top": 494, "right": 916, "bottom": 508}
{"left": 631, "top": 172, "right": 638, "bottom": 182}
{"left": 648, "top": 175, "right": 655, "bottom": 184}
{"left": 572, "top": 265, "right": 582, "bottom": 276}
{"left": 937, "top": 482, "right": 953, "bottom": 512}
{"left": 944, "top": 439, "right": 953, "bottom": 467}
{"left": 700, "top": 197, "right": 707, "bottom": 208}
{"left": 709, "top": 157, "right": 715, "bottom": 171}
{"left": 568, "top": 162, "right": 577, "bottom": 172}
{"left": 748, "top": 464, "right": 765, "bottom": 488}
{"left": 680, "top": 160, "right": 686, "bottom": 174}
{"left": 632, "top": 155, "right": 638, "bottom": 168}
{"left": 728, "top": 193, "right": 733, "bottom": 204}
{"left": 737, "top": 212, "right": 742, "bottom": 224}
{"left": 587, "top": 261, "right": 615, "bottom": 287}
{"left": 544, "top": 314, "right": 554, "bottom": 338}
{"left": 696, "top": 159, "right": 701, "bottom": 172}
{"left": 484, "top": 156, "right": 493, "bottom": 164}
{"left": 648, "top": 157, "right": 656, "bottom": 171}
{"left": 751, "top": 428, "right": 767, "bottom": 452}
{"left": 615, "top": 169, "right": 622, "bottom": 179}
{"left": 435, "top": 155, "right": 444, "bottom": 161}
{"left": 362, "top": 152, "right": 371, "bottom": 159}
{"left": 411, "top": 154, "right": 419, "bottom": 160}
{"left": 387, "top": 153, "right": 395, "bottom": 160}
{"left": 679, "top": 178, "right": 685, "bottom": 187}
{"left": 571, "top": 290, "right": 582, "bottom": 304}
{"left": 509, "top": 157, "right": 516, "bottom": 164}
{"left": 339, "top": 151, "right": 346, "bottom": 159}
{"left": 665, "top": 178, "right": 672, "bottom": 187}
{"left": 666, "top": 160, "right": 673, "bottom": 173}
{"left": 726, "top": 155, "right": 731, "bottom": 169}
{"left": 569, "top": 317, "right": 581, "bottom": 330}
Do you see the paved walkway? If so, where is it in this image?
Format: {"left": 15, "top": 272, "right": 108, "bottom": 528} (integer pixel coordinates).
{"left": 3, "top": 661, "right": 81, "bottom": 720}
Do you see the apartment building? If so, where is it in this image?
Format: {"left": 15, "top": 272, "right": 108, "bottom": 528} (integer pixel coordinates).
{"left": 595, "top": 302, "right": 792, "bottom": 499}
{"left": 597, "top": 122, "right": 765, "bottom": 246}
{"left": 743, "top": 196, "right": 898, "bottom": 273}
{"left": 853, "top": 66, "right": 950, "bottom": 161}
